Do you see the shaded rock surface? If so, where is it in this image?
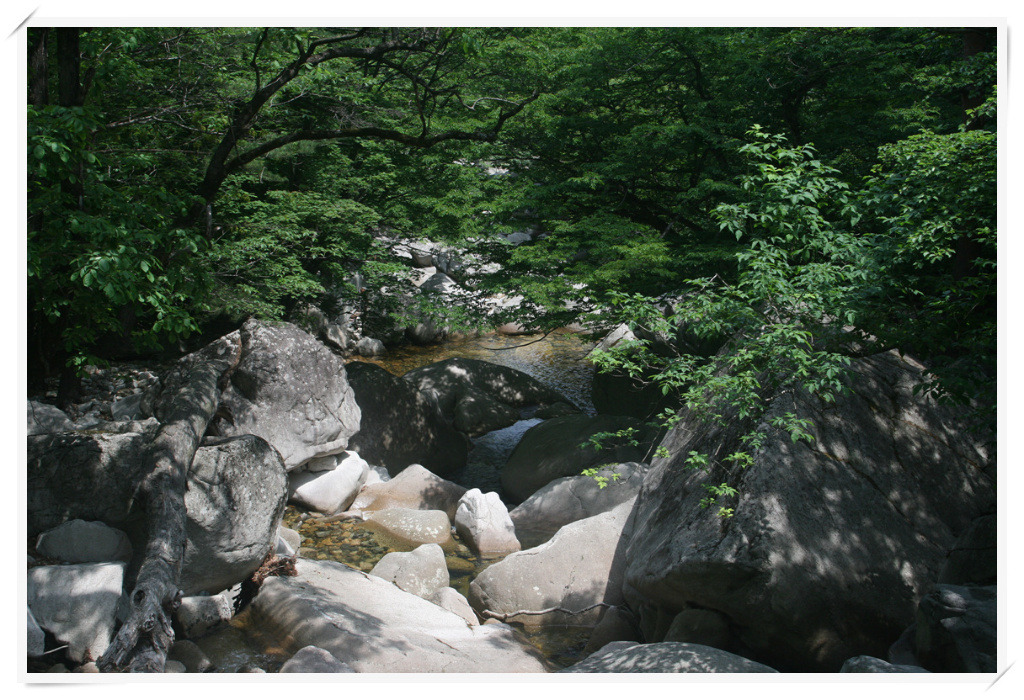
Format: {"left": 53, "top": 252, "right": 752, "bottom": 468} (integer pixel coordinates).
{"left": 510, "top": 462, "right": 647, "bottom": 548}
{"left": 345, "top": 362, "right": 469, "bottom": 477}
{"left": 28, "top": 400, "right": 74, "bottom": 435}
{"left": 27, "top": 562, "right": 125, "bottom": 664}
{"left": 35, "top": 519, "right": 132, "bottom": 563}
{"left": 938, "top": 514, "right": 996, "bottom": 587}
{"left": 469, "top": 499, "right": 636, "bottom": 627}
{"left": 181, "top": 434, "right": 288, "bottom": 595}
{"left": 501, "top": 415, "right": 657, "bottom": 503}
{"left": 560, "top": 641, "right": 778, "bottom": 673}
{"left": 915, "top": 584, "right": 996, "bottom": 673}
{"left": 623, "top": 351, "right": 995, "bottom": 672}
{"left": 249, "top": 558, "right": 550, "bottom": 672}
{"left": 207, "top": 319, "right": 361, "bottom": 471}
{"left": 840, "top": 656, "right": 928, "bottom": 673}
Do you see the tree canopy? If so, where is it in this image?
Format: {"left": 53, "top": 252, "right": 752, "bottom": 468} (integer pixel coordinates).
{"left": 26, "top": 25, "right": 997, "bottom": 443}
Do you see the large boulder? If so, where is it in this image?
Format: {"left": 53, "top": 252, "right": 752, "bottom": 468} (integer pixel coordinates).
{"left": 501, "top": 415, "right": 657, "bottom": 504}
{"left": 623, "top": 351, "right": 995, "bottom": 672}
{"left": 207, "top": 319, "right": 361, "bottom": 471}
{"left": 280, "top": 646, "right": 355, "bottom": 673}
{"left": 370, "top": 543, "right": 450, "bottom": 599}
{"left": 27, "top": 562, "right": 125, "bottom": 664}
{"left": 560, "top": 641, "right": 778, "bottom": 673}
{"left": 249, "top": 559, "right": 550, "bottom": 672}
{"left": 938, "top": 513, "right": 996, "bottom": 586}
{"left": 510, "top": 462, "right": 647, "bottom": 548}
{"left": 180, "top": 434, "right": 289, "bottom": 595}
{"left": 468, "top": 499, "right": 636, "bottom": 628}
{"left": 454, "top": 489, "right": 521, "bottom": 556}
{"left": 35, "top": 519, "right": 132, "bottom": 563}
{"left": 349, "top": 464, "right": 466, "bottom": 520}
{"left": 288, "top": 451, "right": 369, "bottom": 515}
{"left": 452, "top": 389, "right": 521, "bottom": 437}
{"left": 344, "top": 362, "right": 469, "bottom": 477}
{"left": 403, "top": 358, "right": 572, "bottom": 422}
{"left": 840, "top": 656, "right": 928, "bottom": 673}
{"left": 27, "top": 400, "right": 74, "bottom": 435}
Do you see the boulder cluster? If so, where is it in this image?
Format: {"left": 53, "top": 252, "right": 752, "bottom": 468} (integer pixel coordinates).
{"left": 25, "top": 319, "right": 996, "bottom": 675}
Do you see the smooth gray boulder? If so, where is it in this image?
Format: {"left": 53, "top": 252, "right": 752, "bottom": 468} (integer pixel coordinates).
{"left": 501, "top": 415, "right": 657, "bottom": 503}
{"left": 280, "top": 645, "right": 355, "bottom": 673}
{"left": 276, "top": 526, "right": 302, "bottom": 557}
{"left": 349, "top": 463, "right": 466, "bottom": 520}
{"left": 208, "top": 319, "right": 361, "bottom": 471}
{"left": 468, "top": 499, "right": 636, "bottom": 628}
{"left": 915, "top": 584, "right": 996, "bottom": 673}
{"left": 288, "top": 451, "right": 369, "bottom": 515}
{"left": 27, "top": 607, "right": 45, "bottom": 658}
{"left": 370, "top": 543, "right": 449, "bottom": 599}
{"left": 35, "top": 519, "right": 132, "bottom": 563}
{"left": 419, "top": 272, "right": 460, "bottom": 294}
{"left": 167, "top": 639, "right": 214, "bottom": 673}
{"left": 663, "top": 608, "right": 732, "bottom": 650}
{"left": 454, "top": 488, "right": 520, "bottom": 556}
{"left": 363, "top": 508, "right": 453, "bottom": 547}
{"left": 345, "top": 362, "right": 469, "bottom": 477}
{"left": 174, "top": 592, "right": 234, "bottom": 639}
{"left": 431, "top": 587, "right": 479, "bottom": 626}
{"left": 510, "top": 462, "right": 647, "bottom": 548}
{"left": 840, "top": 656, "right": 929, "bottom": 672}
{"left": 110, "top": 392, "right": 143, "bottom": 421}
{"left": 27, "top": 562, "right": 125, "bottom": 663}
{"left": 584, "top": 606, "right": 640, "bottom": 654}
{"left": 403, "top": 358, "right": 571, "bottom": 421}
{"left": 181, "top": 435, "right": 288, "bottom": 595}
{"left": 27, "top": 400, "right": 73, "bottom": 435}
{"left": 623, "top": 351, "right": 995, "bottom": 672}
{"left": 249, "top": 559, "right": 550, "bottom": 672}
{"left": 560, "top": 641, "right": 778, "bottom": 673}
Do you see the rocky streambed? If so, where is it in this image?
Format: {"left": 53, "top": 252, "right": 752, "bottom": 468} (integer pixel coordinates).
{"left": 26, "top": 319, "right": 997, "bottom": 675}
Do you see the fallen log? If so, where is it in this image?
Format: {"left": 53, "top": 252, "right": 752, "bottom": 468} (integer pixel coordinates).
{"left": 96, "top": 333, "right": 242, "bottom": 672}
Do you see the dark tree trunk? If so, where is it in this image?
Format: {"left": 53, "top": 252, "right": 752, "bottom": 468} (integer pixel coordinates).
{"left": 28, "top": 28, "right": 50, "bottom": 107}
{"left": 95, "top": 332, "right": 242, "bottom": 672}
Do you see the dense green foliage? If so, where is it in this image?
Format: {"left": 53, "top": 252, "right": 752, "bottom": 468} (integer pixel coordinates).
{"left": 27, "top": 24, "right": 997, "bottom": 467}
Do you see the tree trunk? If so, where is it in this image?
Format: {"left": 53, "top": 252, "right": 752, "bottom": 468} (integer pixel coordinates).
{"left": 96, "top": 332, "right": 242, "bottom": 672}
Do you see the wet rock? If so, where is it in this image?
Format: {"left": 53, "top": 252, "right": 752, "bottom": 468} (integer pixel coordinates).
{"left": 453, "top": 388, "right": 520, "bottom": 437}
{"left": 454, "top": 488, "right": 520, "bottom": 556}
{"left": 249, "top": 559, "right": 549, "bottom": 672}
{"left": 280, "top": 645, "right": 355, "bottom": 673}
{"left": 208, "top": 319, "right": 361, "bottom": 471}
{"left": 35, "top": 519, "right": 132, "bottom": 563}
{"left": 469, "top": 499, "right": 636, "bottom": 627}
{"left": 363, "top": 508, "right": 453, "bottom": 547}
{"left": 350, "top": 464, "right": 466, "bottom": 520}
{"left": 623, "top": 351, "right": 995, "bottom": 672}
{"left": 345, "top": 363, "right": 469, "bottom": 478}
{"left": 27, "top": 562, "right": 125, "bottom": 664}
{"left": 27, "top": 400, "right": 73, "bottom": 435}
{"left": 840, "top": 656, "right": 929, "bottom": 672}
{"left": 288, "top": 451, "right": 369, "bottom": 515}
{"left": 510, "top": 462, "right": 647, "bottom": 548}
{"left": 370, "top": 543, "right": 449, "bottom": 599}
{"left": 181, "top": 435, "right": 288, "bottom": 596}
{"left": 501, "top": 415, "right": 656, "bottom": 503}
{"left": 560, "top": 641, "right": 778, "bottom": 673}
